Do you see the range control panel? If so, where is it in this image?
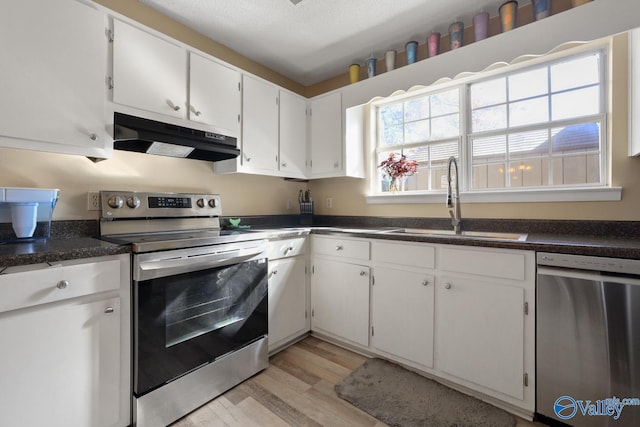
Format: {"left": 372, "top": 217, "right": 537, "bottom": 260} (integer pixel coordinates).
{"left": 100, "top": 191, "right": 222, "bottom": 220}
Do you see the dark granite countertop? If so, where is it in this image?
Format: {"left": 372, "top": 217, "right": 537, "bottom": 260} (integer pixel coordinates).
{"left": 2, "top": 216, "right": 639, "bottom": 269}
{"left": 322, "top": 229, "right": 640, "bottom": 259}
{"left": 260, "top": 226, "right": 640, "bottom": 260}
{"left": 0, "top": 237, "right": 130, "bottom": 269}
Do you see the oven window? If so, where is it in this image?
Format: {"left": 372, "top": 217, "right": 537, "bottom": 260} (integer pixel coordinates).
{"left": 165, "top": 262, "right": 265, "bottom": 347}
{"left": 135, "top": 257, "right": 267, "bottom": 396}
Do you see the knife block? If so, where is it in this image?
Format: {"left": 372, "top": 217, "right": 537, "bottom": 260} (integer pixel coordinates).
{"left": 299, "top": 201, "right": 313, "bottom": 225}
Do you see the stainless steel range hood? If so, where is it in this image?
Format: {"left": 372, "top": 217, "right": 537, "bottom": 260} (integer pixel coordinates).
{"left": 113, "top": 112, "right": 240, "bottom": 162}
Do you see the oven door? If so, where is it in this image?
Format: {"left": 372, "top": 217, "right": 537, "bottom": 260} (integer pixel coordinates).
{"left": 133, "top": 240, "right": 268, "bottom": 397}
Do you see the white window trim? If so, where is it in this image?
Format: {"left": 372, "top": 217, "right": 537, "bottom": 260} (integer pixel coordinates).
{"left": 366, "top": 186, "right": 621, "bottom": 204}
{"left": 366, "top": 37, "right": 617, "bottom": 204}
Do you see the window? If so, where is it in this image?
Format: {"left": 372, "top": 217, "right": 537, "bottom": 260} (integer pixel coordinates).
{"left": 376, "top": 88, "right": 460, "bottom": 192}
{"left": 469, "top": 52, "right": 604, "bottom": 190}
{"left": 370, "top": 44, "right": 611, "bottom": 201}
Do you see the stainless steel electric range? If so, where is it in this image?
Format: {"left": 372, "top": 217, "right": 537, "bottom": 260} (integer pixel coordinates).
{"left": 99, "top": 191, "right": 269, "bottom": 427}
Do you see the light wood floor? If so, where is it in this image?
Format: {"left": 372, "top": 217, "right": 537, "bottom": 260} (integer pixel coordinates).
{"left": 171, "top": 336, "right": 547, "bottom": 427}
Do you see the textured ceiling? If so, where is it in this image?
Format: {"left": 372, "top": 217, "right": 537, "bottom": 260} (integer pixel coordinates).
{"left": 138, "top": 0, "right": 525, "bottom": 86}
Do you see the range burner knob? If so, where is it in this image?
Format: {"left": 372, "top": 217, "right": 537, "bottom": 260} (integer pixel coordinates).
{"left": 107, "top": 195, "right": 124, "bottom": 209}
{"left": 208, "top": 199, "right": 217, "bottom": 208}
{"left": 126, "top": 196, "right": 141, "bottom": 209}
{"left": 196, "top": 198, "right": 206, "bottom": 208}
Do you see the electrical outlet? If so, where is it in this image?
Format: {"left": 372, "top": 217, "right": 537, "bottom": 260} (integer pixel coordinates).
{"left": 87, "top": 192, "right": 100, "bottom": 211}
{"left": 326, "top": 197, "right": 333, "bottom": 209}
{"left": 286, "top": 199, "right": 293, "bottom": 210}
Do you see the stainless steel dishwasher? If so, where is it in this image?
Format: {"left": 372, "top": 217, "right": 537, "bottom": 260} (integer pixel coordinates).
{"left": 537, "top": 252, "right": 640, "bottom": 427}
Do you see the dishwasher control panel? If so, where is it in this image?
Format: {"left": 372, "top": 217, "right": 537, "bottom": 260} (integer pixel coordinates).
{"left": 537, "top": 252, "right": 640, "bottom": 275}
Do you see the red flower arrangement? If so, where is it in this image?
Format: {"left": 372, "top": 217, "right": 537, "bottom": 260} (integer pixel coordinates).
{"left": 378, "top": 152, "right": 418, "bottom": 192}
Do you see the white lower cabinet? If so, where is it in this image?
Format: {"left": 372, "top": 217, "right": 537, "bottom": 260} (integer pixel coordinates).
{"left": 372, "top": 267, "right": 434, "bottom": 369}
{"left": 309, "top": 235, "right": 535, "bottom": 416}
{"left": 310, "top": 258, "right": 370, "bottom": 347}
{"left": 0, "top": 255, "right": 130, "bottom": 427}
{"left": 371, "top": 240, "right": 435, "bottom": 369}
{"left": 268, "top": 256, "right": 308, "bottom": 351}
{"left": 267, "top": 237, "right": 309, "bottom": 352}
{"left": 434, "top": 246, "right": 535, "bottom": 413}
{"left": 435, "top": 276, "right": 525, "bottom": 399}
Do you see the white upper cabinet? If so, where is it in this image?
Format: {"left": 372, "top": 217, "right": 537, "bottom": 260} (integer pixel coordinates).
{"left": 279, "top": 91, "right": 308, "bottom": 178}
{"left": 189, "top": 52, "right": 241, "bottom": 135}
{"left": 112, "top": 19, "right": 187, "bottom": 120}
{"left": 309, "top": 92, "right": 343, "bottom": 178}
{"left": 308, "top": 91, "right": 364, "bottom": 179}
{"left": 0, "top": 0, "right": 109, "bottom": 158}
{"left": 240, "top": 75, "right": 280, "bottom": 173}
{"left": 216, "top": 77, "right": 308, "bottom": 178}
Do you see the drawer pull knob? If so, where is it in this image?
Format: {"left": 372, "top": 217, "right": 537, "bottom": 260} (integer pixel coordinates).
{"left": 444, "top": 283, "right": 452, "bottom": 290}
{"left": 104, "top": 307, "right": 115, "bottom": 314}
{"left": 335, "top": 245, "right": 343, "bottom": 251}
{"left": 56, "top": 280, "right": 69, "bottom": 290}
{"left": 360, "top": 271, "right": 366, "bottom": 276}
{"left": 422, "top": 280, "right": 429, "bottom": 286}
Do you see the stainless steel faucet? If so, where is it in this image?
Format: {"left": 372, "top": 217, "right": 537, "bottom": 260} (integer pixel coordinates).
{"left": 446, "top": 156, "right": 462, "bottom": 234}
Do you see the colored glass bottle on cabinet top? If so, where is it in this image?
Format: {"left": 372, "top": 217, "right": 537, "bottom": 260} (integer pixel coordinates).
{"left": 499, "top": 1, "right": 518, "bottom": 32}
{"left": 449, "top": 21, "right": 464, "bottom": 50}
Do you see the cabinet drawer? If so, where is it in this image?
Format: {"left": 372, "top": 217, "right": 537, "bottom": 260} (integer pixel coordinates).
{"left": 267, "top": 237, "right": 306, "bottom": 260}
{"left": 312, "top": 236, "right": 370, "bottom": 260}
{"left": 0, "top": 259, "right": 121, "bottom": 314}
{"left": 372, "top": 241, "right": 435, "bottom": 269}
{"left": 439, "top": 247, "right": 525, "bottom": 281}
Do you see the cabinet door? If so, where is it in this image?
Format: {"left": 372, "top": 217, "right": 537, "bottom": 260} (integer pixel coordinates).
{"left": 241, "top": 75, "right": 279, "bottom": 173}
{"left": 0, "top": 0, "right": 107, "bottom": 156}
{"left": 268, "top": 257, "right": 308, "bottom": 351}
{"left": 112, "top": 19, "right": 187, "bottom": 119}
{"left": 309, "top": 92, "right": 343, "bottom": 177}
{"left": 435, "top": 276, "right": 525, "bottom": 400}
{"left": 189, "top": 53, "right": 241, "bottom": 135}
{"left": 372, "top": 267, "right": 434, "bottom": 368}
{"left": 279, "top": 91, "right": 308, "bottom": 178}
{"left": 310, "top": 258, "right": 369, "bottom": 347}
{"left": 0, "top": 296, "right": 122, "bottom": 427}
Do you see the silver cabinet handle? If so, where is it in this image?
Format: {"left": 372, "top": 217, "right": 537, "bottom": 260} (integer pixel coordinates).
{"left": 444, "top": 283, "right": 452, "bottom": 289}
{"left": 243, "top": 153, "right": 251, "bottom": 162}
{"left": 104, "top": 307, "right": 115, "bottom": 314}
{"left": 56, "top": 280, "right": 69, "bottom": 290}
{"left": 335, "top": 245, "right": 343, "bottom": 251}
{"left": 422, "top": 280, "right": 429, "bottom": 286}
{"left": 282, "top": 162, "right": 287, "bottom": 167}
{"left": 284, "top": 246, "right": 294, "bottom": 255}
{"left": 190, "top": 106, "right": 201, "bottom": 116}
{"left": 360, "top": 271, "right": 366, "bottom": 276}
{"left": 89, "top": 133, "right": 98, "bottom": 141}
{"left": 167, "top": 100, "right": 181, "bottom": 111}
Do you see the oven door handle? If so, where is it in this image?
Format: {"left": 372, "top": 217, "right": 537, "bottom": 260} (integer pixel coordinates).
{"left": 136, "top": 246, "right": 265, "bottom": 280}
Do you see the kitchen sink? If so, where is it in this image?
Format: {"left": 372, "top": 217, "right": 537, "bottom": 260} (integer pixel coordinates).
{"left": 313, "top": 226, "right": 392, "bottom": 234}
{"left": 383, "top": 228, "right": 528, "bottom": 241}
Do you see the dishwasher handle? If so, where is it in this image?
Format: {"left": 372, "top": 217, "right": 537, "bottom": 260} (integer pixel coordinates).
{"left": 538, "top": 265, "right": 640, "bottom": 286}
